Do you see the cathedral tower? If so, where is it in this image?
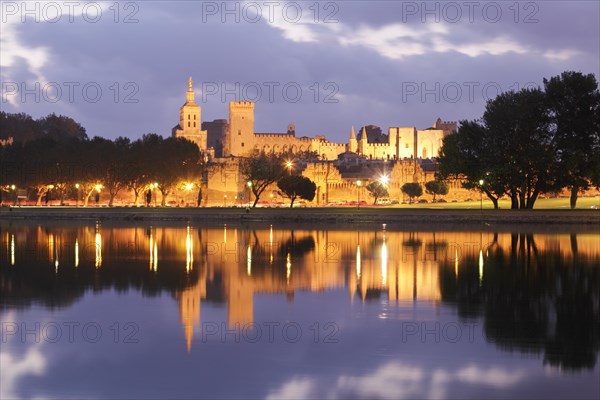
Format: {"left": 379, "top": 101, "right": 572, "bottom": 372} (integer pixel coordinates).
{"left": 172, "top": 77, "right": 208, "bottom": 151}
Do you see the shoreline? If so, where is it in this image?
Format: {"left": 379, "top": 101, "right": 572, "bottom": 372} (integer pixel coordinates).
{"left": 1, "top": 206, "right": 599, "bottom": 227}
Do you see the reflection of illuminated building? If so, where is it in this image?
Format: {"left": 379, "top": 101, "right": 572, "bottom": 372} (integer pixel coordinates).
{"left": 3, "top": 224, "right": 600, "bottom": 353}
{"left": 177, "top": 277, "right": 206, "bottom": 352}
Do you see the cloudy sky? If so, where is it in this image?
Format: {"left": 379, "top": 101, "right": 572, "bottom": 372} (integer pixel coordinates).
{"left": 1, "top": 0, "right": 598, "bottom": 143}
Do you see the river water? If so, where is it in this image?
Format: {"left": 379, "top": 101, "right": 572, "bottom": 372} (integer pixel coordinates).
{"left": 1, "top": 221, "right": 598, "bottom": 399}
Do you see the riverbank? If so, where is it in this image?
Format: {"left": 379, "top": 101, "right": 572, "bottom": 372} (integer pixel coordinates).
{"left": 1, "top": 205, "right": 599, "bottom": 226}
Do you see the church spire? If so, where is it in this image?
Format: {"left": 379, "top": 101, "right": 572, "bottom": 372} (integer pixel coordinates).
{"left": 350, "top": 126, "right": 356, "bottom": 140}
{"left": 186, "top": 76, "right": 196, "bottom": 104}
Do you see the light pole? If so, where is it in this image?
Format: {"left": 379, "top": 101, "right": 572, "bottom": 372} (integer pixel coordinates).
{"left": 478, "top": 179, "right": 484, "bottom": 210}
{"left": 75, "top": 183, "right": 80, "bottom": 207}
{"left": 224, "top": 194, "right": 227, "bottom": 207}
{"left": 285, "top": 160, "right": 293, "bottom": 176}
{"left": 247, "top": 181, "right": 252, "bottom": 207}
{"left": 356, "top": 180, "right": 362, "bottom": 209}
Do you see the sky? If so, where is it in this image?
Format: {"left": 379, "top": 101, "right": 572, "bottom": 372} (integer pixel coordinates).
{"left": 1, "top": 0, "right": 599, "bottom": 143}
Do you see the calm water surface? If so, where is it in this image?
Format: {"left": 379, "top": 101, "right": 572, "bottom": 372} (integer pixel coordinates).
{"left": 1, "top": 221, "right": 599, "bottom": 399}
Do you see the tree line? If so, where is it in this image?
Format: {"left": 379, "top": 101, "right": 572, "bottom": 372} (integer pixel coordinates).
{"left": 0, "top": 131, "right": 203, "bottom": 206}
{"left": 439, "top": 71, "right": 600, "bottom": 209}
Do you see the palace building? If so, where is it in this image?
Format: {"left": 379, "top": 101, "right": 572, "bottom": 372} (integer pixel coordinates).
{"left": 173, "top": 77, "right": 457, "bottom": 161}
{"left": 171, "top": 77, "right": 466, "bottom": 206}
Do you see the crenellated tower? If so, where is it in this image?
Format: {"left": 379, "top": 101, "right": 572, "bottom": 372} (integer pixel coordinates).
{"left": 225, "top": 101, "right": 255, "bottom": 157}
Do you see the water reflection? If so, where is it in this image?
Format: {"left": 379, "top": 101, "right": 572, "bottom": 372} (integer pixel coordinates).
{"left": 0, "top": 222, "right": 599, "bottom": 372}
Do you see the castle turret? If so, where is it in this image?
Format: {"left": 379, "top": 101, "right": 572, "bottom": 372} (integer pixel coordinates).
{"left": 358, "top": 126, "right": 368, "bottom": 155}
{"left": 348, "top": 126, "right": 357, "bottom": 153}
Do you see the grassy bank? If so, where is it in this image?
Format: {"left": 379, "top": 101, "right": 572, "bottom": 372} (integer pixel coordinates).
{"left": 1, "top": 198, "right": 599, "bottom": 226}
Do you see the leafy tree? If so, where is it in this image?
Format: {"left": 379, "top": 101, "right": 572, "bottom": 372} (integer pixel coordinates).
{"left": 544, "top": 71, "right": 600, "bottom": 208}
{"left": 240, "top": 150, "right": 285, "bottom": 207}
{"left": 148, "top": 136, "right": 201, "bottom": 206}
{"left": 401, "top": 182, "right": 423, "bottom": 203}
{"left": 124, "top": 138, "right": 150, "bottom": 207}
{"left": 366, "top": 181, "right": 389, "bottom": 205}
{"left": 38, "top": 113, "right": 88, "bottom": 141}
{"left": 439, "top": 121, "right": 506, "bottom": 209}
{"left": 277, "top": 175, "right": 316, "bottom": 207}
{"left": 440, "top": 88, "right": 555, "bottom": 209}
{"left": 97, "top": 137, "right": 130, "bottom": 207}
{"left": 0, "top": 112, "right": 42, "bottom": 142}
{"left": 425, "top": 180, "right": 449, "bottom": 202}
{"left": 484, "top": 88, "right": 555, "bottom": 209}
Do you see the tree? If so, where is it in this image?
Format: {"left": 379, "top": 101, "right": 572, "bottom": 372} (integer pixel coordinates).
{"left": 439, "top": 88, "right": 555, "bottom": 209}
{"left": 439, "top": 121, "right": 506, "bottom": 209}
{"left": 240, "top": 150, "right": 285, "bottom": 207}
{"left": 366, "top": 181, "right": 389, "bottom": 205}
{"left": 277, "top": 175, "right": 316, "bottom": 207}
{"left": 401, "top": 182, "right": 423, "bottom": 203}
{"left": 544, "top": 71, "right": 600, "bottom": 208}
{"left": 484, "top": 88, "right": 555, "bottom": 209}
{"left": 38, "top": 113, "right": 88, "bottom": 141}
{"left": 425, "top": 180, "right": 449, "bottom": 202}
{"left": 154, "top": 137, "right": 201, "bottom": 206}
{"left": 0, "top": 112, "right": 42, "bottom": 142}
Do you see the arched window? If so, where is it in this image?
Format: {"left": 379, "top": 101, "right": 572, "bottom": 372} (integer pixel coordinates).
{"left": 188, "top": 122, "right": 190, "bottom": 127}
{"left": 193, "top": 122, "right": 196, "bottom": 127}
{"left": 188, "top": 115, "right": 190, "bottom": 120}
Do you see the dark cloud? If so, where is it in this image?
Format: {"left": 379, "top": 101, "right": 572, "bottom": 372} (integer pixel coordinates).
{"left": 2, "top": 0, "right": 598, "bottom": 142}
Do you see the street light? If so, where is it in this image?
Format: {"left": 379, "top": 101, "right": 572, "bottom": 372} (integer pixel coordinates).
{"left": 379, "top": 175, "right": 389, "bottom": 185}
{"left": 356, "top": 180, "right": 362, "bottom": 209}
{"left": 478, "top": 179, "right": 484, "bottom": 210}
{"left": 285, "top": 160, "right": 294, "bottom": 176}
{"left": 75, "top": 183, "right": 80, "bottom": 207}
{"left": 247, "top": 181, "right": 252, "bottom": 207}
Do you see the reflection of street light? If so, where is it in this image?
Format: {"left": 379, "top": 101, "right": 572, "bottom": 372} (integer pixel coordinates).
{"left": 478, "top": 179, "right": 484, "bottom": 210}
{"left": 356, "top": 180, "right": 362, "bottom": 209}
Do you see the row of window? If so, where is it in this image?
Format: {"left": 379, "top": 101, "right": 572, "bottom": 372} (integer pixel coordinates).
{"left": 187, "top": 122, "right": 196, "bottom": 128}
{"left": 187, "top": 114, "right": 197, "bottom": 120}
